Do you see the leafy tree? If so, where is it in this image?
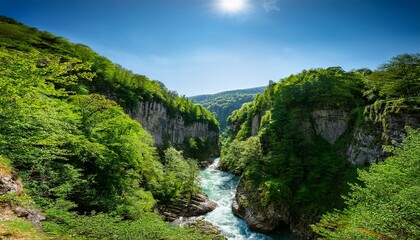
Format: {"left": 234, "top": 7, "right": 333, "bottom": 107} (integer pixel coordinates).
{"left": 159, "top": 148, "right": 199, "bottom": 202}
{"left": 363, "top": 53, "right": 420, "bottom": 100}
{"left": 312, "top": 128, "right": 420, "bottom": 240}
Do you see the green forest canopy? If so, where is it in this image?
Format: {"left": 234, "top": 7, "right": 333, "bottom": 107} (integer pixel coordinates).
{"left": 0, "top": 16, "right": 220, "bottom": 239}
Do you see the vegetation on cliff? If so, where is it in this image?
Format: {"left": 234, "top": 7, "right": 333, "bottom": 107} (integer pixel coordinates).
{"left": 312, "top": 128, "right": 420, "bottom": 240}
{"left": 190, "top": 87, "right": 265, "bottom": 131}
{"left": 220, "top": 54, "right": 419, "bottom": 236}
{"left": 0, "top": 16, "right": 219, "bottom": 239}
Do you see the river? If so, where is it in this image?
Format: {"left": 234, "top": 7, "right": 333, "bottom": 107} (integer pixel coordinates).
{"left": 199, "top": 158, "right": 293, "bottom": 240}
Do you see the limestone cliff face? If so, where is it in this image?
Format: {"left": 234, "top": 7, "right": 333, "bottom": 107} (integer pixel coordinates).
{"left": 346, "top": 124, "right": 383, "bottom": 165}
{"left": 251, "top": 115, "right": 260, "bottom": 136}
{"left": 127, "top": 101, "right": 218, "bottom": 146}
{"left": 311, "top": 109, "right": 350, "bottom": 144}
{"left": 346, "top": 112, "right": 420, "bottom": 165}
{"left": 252, "top": 109, "right": 350, "bottom": 144}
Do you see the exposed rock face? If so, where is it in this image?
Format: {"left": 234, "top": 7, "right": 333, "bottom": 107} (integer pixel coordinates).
{"left": 160, "top": 193, "right": 218, "bottom": 222}
{"left": 128, "top": 101, "right": 218, "bottom": 146}
{"left": 0, "top": 171, "right": 23, "bottom": 195}
{"left": 0, "top": 170, "right": 45, "bottom": 225}
{"left": 346, "top": 125, "right": 383, "bottom": 165}
{"left": 346, "top": 112, "right": 420, "bottom": 165}
{"left": 251, "top": 114, "right": 260, "bottom": 136}
{"left": 232, "top": 180, "right": 290, "bottom": 234}
{"left": 311, "top": 109, "right": 350, "bottom": 144}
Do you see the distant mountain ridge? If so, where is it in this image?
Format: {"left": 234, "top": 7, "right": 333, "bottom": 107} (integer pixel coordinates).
{"left": 190, "top": 86, "right": 266, "bottom": 131}
{"left": 190, "top": 86, "right": 265, "bottom": 102}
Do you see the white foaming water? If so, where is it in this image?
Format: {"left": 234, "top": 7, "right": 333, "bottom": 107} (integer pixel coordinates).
{"left": 199, "top": 158, "right": 275, "bottom": 240}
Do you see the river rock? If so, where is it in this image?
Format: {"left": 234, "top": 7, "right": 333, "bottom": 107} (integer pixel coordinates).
{"left": 173, "top": 216, "right": 226, "bottom": 240}
{"left": 160, "top": 192, "right": 218, "bottom": 221}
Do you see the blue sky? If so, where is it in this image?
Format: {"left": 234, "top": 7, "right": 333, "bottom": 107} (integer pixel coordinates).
{"left": 1, "top": 0, "right": 419, "bottom": 96}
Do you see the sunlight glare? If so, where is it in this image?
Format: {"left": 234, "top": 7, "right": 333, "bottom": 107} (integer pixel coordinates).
{"left": 218, "top": 0, "right": 248, "bottom": 13}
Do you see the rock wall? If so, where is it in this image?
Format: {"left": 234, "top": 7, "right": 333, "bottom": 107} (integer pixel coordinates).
{"left": 346, "top": 112, "right": 420, "bottom": 165}
{"left": 232, "top": 180, "right": 315, "bottom": 239}
{"left": 232, "top": 180, "right": 289, "bottom": 233}
{"left": 251, "top": 114, "right": 260, "bottom": 136}
{"left": 127, "top": 101, "right": 218, "bottom": 146}
{"left": 311, "top": 109, "right": 350, "bottom": 144}
{"left": 346, "top": 124, "right": 383, "bottom": 165}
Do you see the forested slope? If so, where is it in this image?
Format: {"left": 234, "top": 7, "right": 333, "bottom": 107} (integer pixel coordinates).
{"left": 190, "top": 86, "right": 265, "bottom": 130}
{"left": 0, "top": 16, "right": 221, "bottom": 239}
{"left": 221, "top": 55, "right": 419, "bottom": 238}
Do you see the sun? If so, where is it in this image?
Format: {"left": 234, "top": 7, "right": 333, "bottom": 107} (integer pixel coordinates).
{"left": 218, "top": 0, "right": 248, "bottom": 13}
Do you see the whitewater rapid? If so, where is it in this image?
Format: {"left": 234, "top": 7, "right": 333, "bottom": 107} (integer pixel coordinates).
{"left": 200, "top": 158, "right": 292, "bottom": 240}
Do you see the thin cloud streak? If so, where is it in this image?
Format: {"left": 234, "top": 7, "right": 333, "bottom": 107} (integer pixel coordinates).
{"left": 263, "top": 0, "right": 280, "bottom": 12}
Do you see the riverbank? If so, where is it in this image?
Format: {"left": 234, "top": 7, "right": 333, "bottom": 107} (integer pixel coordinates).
{"left": 200, "top": 158, "right": 294, "bottom": 240}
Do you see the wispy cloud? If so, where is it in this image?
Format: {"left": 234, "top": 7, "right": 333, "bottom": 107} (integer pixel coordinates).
{"left": 263, "top": 0, "right": 280, "bottom": 12}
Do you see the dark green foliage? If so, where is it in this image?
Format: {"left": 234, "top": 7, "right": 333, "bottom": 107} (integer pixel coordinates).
{"left": 312, "top": 128, "right": 420, "bottom": 240}
{"left": 181, "top": 137, "right": 218, "bottom": 164}
{"left": 221, "top": 67, "right": 366, "bottom": 222}
{"left": 221, "top": 55, "right": 419, "bottom": 235}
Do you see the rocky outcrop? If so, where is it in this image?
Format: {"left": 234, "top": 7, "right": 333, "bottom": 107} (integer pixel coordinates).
{"left": 0, "top": 171, "right": 23, "bottom": 196}
{"left": 251, "top": 114, "right": 260, "bottom": 136}
{"left": 311, "top": 109, "right": 350, "bottom": 144}
{"left": 173, "top": 216, "right": 227, "bottom": 240}
{"left": 346, "top": 112, "right": 420, "bottom": 165}
{"left": 346, "top": 124, "right": 383, "bottom": 165}
{"left": 234, "top": 109, "right": 419, "bottom": 239}
{"left": 0, "top": 168, "right": 45, "bottom": 226}
{"left": 232, "top": 181, "right": 317, "bottom": 239}
{"left": 232, "top": 180, "right": 290, "bottom": 234}
{"left": 128, "top": 101, "right": 218, "bottom": 146}
{"left": 160, "top": 193, "right": 218, "bottom": 222}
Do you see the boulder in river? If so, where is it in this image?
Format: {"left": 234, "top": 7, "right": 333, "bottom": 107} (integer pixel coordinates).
{"left": 160, "top": 192, "right": 218, "bottom": 221}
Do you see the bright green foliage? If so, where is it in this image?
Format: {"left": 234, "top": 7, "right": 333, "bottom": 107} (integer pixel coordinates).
{"left": 221, "top": 137, "right": 262, "bottom": 175}
{"left": 363, "top": 54, "right": 420, "bottom": 135}
{"left": 221, "top": 56, "right": 419, "bottom": 235}
{"left": 43, "top": 211, "right": 216, "bottom": 240}
{"left": 312, "top": 128, "right": 420, "bottom": 240}
{"left": 159, "top": 147, "right": 200, "bottom": 202}
{"left": 0, "top": 16, "right": 218, "bottom": 131}
{"left": 363, "top": 54, "right": 420, "bottom": 100}
{"left": 0, "top": 219, "right": 52, "bottom": 240}
{"left": 0, "top": 17, "right": 216, "bottom": 239}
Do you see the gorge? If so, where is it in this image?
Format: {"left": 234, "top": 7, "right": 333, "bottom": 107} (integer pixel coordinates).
{"left": 0, "top": 16, "right": 419, "bottom": 240}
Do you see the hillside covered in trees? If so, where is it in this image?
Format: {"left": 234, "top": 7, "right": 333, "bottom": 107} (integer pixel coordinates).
{"left": 190, "top": 87, "right": 265, "bottom": 131}
{"left": 0, "top": 16, "right": 221, "bottom": 239}
{"left": 221, "top": 54, "right": 419, "bottom": 238}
